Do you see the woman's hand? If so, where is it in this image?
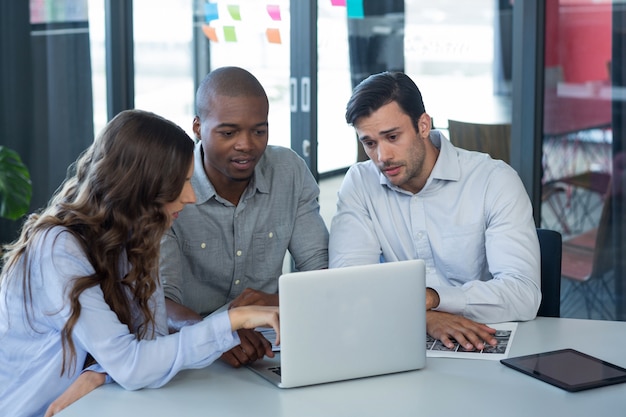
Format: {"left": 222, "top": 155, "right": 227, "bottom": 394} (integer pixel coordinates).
{"left": 44, "top": 371, "right": 106, "bottom": 416}
{"left": 228, "top": 305, "right": 280, "bottom": 346}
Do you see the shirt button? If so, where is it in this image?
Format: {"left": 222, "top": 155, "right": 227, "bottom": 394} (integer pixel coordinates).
{"left": 235, "top": 279, "right": 241, "bottom": 285}
{"left": 236, "top": 250, "right": 242, "bottom": 256}
{"left": 268, "top": 232, "right": 274, "bottom": 238}
{"left": 201, "top": 243, "right": 206, "bottom": 249}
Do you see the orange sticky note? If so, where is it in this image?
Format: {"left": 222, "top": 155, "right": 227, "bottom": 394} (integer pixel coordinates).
{"left": 202, "top": 24, "right": 218, "bottom": 42}
{"left": 266, "top": 28, "right": 281, "bottom": 44}
{"left": 267, "top": 5, "right": 281, "bottom": 21}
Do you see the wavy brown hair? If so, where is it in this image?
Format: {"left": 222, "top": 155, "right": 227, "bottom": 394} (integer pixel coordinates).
{"left": 1, "top": 109, "right": 194, "bottom": 375}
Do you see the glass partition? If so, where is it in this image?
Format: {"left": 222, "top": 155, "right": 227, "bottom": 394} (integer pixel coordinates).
{"left": 405, "top": 0, "right": 510, "bottom": 128}
{"left": 197, "top": 0, "right": 291, "bottom": 148}
{"left": 133, "top": 0, "right": 195, "bottom": 138}
{"left": 540, "top": 0, "right": 625, "bottom": 321}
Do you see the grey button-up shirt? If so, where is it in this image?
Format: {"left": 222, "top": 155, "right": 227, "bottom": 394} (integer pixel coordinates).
{"left": 160, "top": 143, "right": 329, "bottom": 316}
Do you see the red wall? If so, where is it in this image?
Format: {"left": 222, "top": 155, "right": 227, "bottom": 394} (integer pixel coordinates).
{"left": 545, "top": 0, "right": 612, "bottom": 83}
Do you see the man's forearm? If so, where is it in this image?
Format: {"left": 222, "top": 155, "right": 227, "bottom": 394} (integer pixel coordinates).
{"left": 165, "top": 298, "right": 202, "bottom": 333}
{"left": 426, "top": 287, "right": 440, "bottom": 310}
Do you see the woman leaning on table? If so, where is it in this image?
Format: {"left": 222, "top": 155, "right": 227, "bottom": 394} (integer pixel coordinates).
{"left": 0, "top": 109, "right": 279, "bottom": 417}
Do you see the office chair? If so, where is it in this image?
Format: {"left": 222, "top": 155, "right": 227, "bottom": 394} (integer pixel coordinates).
{"left": 542, "top": 171, "right": 611, "bottom": 236}
{"left": 560, "top": 183, "right": 616, "bottom": 319}
{"left": 447, "top": 119, "right": 511, "bottom": 163}
{"left": 536, "top": 228, "right": 562, "bottom": 318}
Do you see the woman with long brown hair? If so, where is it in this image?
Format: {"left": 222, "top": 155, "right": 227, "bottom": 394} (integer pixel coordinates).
{"left": 0, "top": 109, "right": 279, "bottom": 417}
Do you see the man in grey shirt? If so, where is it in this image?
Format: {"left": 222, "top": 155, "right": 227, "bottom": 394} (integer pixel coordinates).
{"left": 159, "top": 66, "right": 329, "bottom": 367}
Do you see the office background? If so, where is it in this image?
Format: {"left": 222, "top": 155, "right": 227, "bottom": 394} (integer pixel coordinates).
{"left": 1, "top": 0, "right": 625, "bottom": 321}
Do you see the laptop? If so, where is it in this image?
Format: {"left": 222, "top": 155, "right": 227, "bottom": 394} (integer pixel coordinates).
{"left": 247, "top": 259, "right": 427, "bottom": 388}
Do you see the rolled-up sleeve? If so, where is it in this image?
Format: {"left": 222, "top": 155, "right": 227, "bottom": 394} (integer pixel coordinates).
{"left": 289, "top": 160, "right": 329, "bottom": 271}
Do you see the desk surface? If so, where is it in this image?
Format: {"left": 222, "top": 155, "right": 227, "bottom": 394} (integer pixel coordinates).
{"left": 59, "top": 317, "right": 626, "bottom": 417}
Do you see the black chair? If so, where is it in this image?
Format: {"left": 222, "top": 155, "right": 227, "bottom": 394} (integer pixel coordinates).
{"left": 536, "top": 228, "right": 562, "bottom": 317}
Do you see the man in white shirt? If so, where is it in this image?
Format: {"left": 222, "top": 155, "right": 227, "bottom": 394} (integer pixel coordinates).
{"left": 329, "top": 71, "right": 541, "bottom": 350}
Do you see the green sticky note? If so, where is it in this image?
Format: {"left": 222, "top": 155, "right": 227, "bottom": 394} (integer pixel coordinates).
{"left": 223, "top": 26, "right": 237, "bottom": 42}
{"left": 227, "top": 5, "right": 241, "bottom": 21}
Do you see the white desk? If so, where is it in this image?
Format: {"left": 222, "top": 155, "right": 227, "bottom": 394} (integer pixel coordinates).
{"left": 58, "top": 318, "right": 626, "bottom": 416}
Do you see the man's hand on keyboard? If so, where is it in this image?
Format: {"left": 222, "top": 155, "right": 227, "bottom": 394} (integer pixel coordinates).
{"left": 220, "top": 328, "right": 275, "bottom": 368}
{"left": 426, "top": 311, "right": 497, "bottom": 351}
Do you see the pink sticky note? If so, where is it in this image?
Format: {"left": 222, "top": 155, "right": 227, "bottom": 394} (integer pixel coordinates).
{"left": 331, "top": 0, "right": 346, "bottom": 6}
{"left": 267, "top": 5, "right": 281, "bottom": 21}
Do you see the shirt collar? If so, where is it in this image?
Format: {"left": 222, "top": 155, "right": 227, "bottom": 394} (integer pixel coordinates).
{"left": 429, "top": 129, "right": 461, "bottom": 182}
{"left": 377, "top": 130, "right": 461, "bottom": 195}
{"left": 191, "top": 142, "right": 270, "bottom": 205}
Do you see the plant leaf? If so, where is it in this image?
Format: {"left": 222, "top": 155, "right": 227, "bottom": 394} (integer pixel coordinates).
{"left": 0, "top": 146, "right": 32, "bottom": 220}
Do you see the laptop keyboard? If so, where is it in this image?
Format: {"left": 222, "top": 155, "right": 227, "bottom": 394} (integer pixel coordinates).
{"left": 426, "top": 329, "right": 513, "bottom": 354}
{"left": 258, "top": 328, "right": 280, "bottom": 352}
{"left": 269, "top": 366, "right": 281, "bottom": 376}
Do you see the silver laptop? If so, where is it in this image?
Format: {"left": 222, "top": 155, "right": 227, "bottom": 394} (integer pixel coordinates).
{"left": 247, "top": 259, "right": 427, "bottom": 388}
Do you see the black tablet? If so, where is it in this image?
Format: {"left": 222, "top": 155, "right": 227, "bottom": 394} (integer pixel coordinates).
{"left": 500, "top": 348, "right": 626, "bottom": 392}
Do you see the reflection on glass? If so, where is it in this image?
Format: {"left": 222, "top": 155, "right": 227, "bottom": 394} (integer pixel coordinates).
{"left": 540, "top": 0, "right": 623, "bottom": 322}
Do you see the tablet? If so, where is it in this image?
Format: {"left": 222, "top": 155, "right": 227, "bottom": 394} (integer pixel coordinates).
{"left": 500, "top": 348, "right": 626, "bottom": 392}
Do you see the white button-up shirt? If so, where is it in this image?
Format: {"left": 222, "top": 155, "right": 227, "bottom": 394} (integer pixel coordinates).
{"left": 329, "top": 131, "right": 541, "bottom": 323}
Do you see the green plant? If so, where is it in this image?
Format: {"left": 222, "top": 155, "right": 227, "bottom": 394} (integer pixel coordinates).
{"left": 0, "top": 146, "right": 32, "bottom": 220}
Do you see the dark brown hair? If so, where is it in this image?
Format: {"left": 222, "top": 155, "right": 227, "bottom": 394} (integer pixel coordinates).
{"left": 345, "top": 71, "right": 426, "bottom": 133}
{"left": 1, "top": 109, "right": 194, "bottom": 374}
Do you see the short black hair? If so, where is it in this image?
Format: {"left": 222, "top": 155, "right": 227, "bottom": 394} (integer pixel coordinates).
{"left": 345, "top": 72, "right": 426, "bottom": 132}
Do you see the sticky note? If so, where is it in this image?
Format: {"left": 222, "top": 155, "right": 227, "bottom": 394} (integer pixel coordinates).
{"left": 227, "top": 5, "right": 241, "bottom": 21}
{"left": 267, "top": 5, "right": 281, "bottom": 21}
{"left": 347, "top": 0, "right": 364, "bottom": 18}
{"left": 204, "top": 2, "right": 219, "bottom": 22}
{"left": 202, "top": 24, "right": 218, "bottom": 42}
{"left": 266, "top": 28, "right": 281, "bottom": 44}
{"left": 331, "top": 0, "right": 346, "bottom": 6}
{"left": 223, "top": 26, "right": 237, "bottom": 42}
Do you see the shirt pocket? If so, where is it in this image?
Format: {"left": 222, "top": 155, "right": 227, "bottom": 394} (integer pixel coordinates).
{"left": 251, "top": 224, "right": 290, "bottom": 279}
{"left": 439, "top": 222, "right": 486, "bottom": 281}
{"left": 181, "top": 238, "right": 224, "bottom": 283}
